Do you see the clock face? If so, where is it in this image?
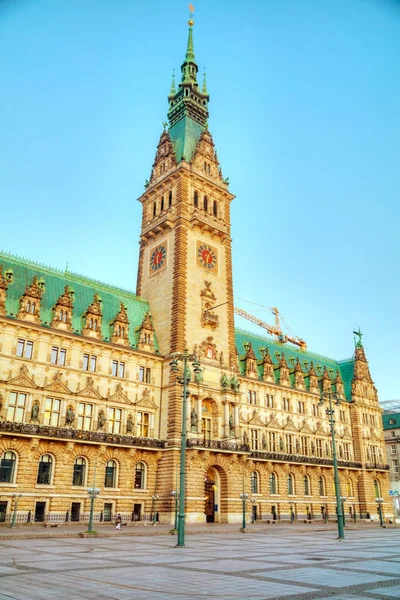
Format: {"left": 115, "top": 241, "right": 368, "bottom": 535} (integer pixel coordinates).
{"left": 149, "top": 244, "right": 167, "bottom": 272}
{"left": 196, "top": 242, "right": 218, "bottom": 271}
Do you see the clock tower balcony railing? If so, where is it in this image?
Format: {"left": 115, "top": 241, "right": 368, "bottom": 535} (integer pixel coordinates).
{"left": 0, "top": 420, "right": 165, "bottom": 449}
{"left": 190, "top": 208, "right": 229, "bottom": 239}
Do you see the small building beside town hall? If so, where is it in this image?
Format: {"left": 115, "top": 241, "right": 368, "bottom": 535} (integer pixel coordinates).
{"left": 0, "top": 22, "right": 390, "bottom": 526}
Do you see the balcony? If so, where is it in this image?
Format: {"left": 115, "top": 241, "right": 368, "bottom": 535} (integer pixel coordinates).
{"left": 0, "top": 421, "right": 165, "bottom": 449}
{"left": 250, "top": 450, "right": 362, "bottom": 469}
{"left": 364, "top": 462, "right": 390, "bottom": 471}
{"left": 187, "top": 438, "right": 249, "bottom": 452}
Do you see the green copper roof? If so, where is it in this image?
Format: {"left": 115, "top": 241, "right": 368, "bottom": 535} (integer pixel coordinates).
{"left": 235, "top": 328, "right": 354, "bottom": 401}
{"left": 382, "top": 412, "right": 400, "bottom": 430}
{"left": 169, "top": 116, "right": 205, "bottom": 163}
{"left": 0, "top": 250, "right": 157, "bottom": 350}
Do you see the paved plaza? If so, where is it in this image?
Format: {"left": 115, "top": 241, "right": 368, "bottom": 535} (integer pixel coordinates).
{"left": 0, "top": 525, "right": 399, "bottom": 599}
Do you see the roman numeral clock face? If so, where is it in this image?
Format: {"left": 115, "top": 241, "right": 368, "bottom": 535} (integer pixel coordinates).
{"left": 149, "top": 243, "right": 167, "bottom": 273}
{"left": 196, "top": 241, "right": 218, "bottom": 272}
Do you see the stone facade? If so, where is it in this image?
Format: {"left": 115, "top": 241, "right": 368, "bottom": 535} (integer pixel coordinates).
{"left": 0, "top": 22, "right": 391, "bottom": 526}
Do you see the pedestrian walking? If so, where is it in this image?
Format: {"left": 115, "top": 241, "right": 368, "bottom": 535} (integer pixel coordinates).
{"left": 115, "top": 514, "right": 122, "bottom": 530}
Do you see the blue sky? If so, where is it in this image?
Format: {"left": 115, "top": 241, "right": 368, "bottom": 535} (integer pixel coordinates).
{"left": 0, "top": 0, "right": 399, "bottom": 400}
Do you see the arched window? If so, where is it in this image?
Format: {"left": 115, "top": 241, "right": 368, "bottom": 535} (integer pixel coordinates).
{"left": 168, "top": 191, "right": 172, "bottom": 207}
{"left": 304, "top": 474, "right": 311, "bottom": 496}
{"left": 374, "top": 479, "right": 380, "bottom": 498}
{"left": 288, "top": 473, "right": 295, "bottom": 495}
{"left": 0, "top": 451, "right": 17, "bottom": 483}
{"left": 160, "top": 196, "right": 164, "bottom": 211}
{"left": 203, "top": 195, "right": 208, "bottom": 212}
{"left": 346, "top": 478, "right": 353, "bottom": 497}
{"left": 213, "top": 200, "right": 218, "bottom": 217}
{"left": 251, "top": 471, "right": 259, "bottom": 494}
{"left": 105, "top": 460, "right": 117, "bottom": 488}
{"left": 194, "top": 191, "right": 198, "bottom": 207}
{"left": 72, "top": 457, "right": 87, "bottom": 487}
{"left": 37, "top": 454, "right": 53, "bottom": 485}
{"left": 134, "top": 462, "right": 146, "bottom": 489}
{"left": 270, "top": 472, "right": 278, "bottom": 495}
{"left": 319, "top": 475, "right": 326, "bottom": 496}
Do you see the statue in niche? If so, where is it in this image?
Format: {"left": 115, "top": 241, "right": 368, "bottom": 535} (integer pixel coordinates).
{"left": 190, "top": 408, "right": 198, "bottom": 432}
{"left": 221, "top": 373, "right": 229, "bottom": 389}
{"left": 243, "top": 431, "right": 249, "bottom": 447}
{"left": 97, "top": 410, "right": 106, "bottom": 430}
{"left": 262, "top": 434, "right": 267, "bottom": 450}
{"left": 66, "top": 406, "right": 75, "bottom": 425}
{"left": 126, "top": 414, "right": 133, "bottom": 433}
{"left": 230, "top": 376, "right": 240, "bottom": 391}
{"left": 279, "top": 437, "right": 284, "bottom": 451}
{"left": 229, "top": 413, "right": 234, "bottom": 432}
{"left": 295, "top": 439, "right": 300, "bottom": 453}
{"left": 31, "top": 403, "right": 39, "bottom": 421}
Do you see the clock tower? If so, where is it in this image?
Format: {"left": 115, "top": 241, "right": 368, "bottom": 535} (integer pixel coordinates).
{"left": 137, "top": 20, "right": 236, "bottom": 367}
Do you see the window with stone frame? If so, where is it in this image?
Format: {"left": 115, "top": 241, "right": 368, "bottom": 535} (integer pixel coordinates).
{"left": 297, "top": 401, "right": 306, "bottom": 414}
{"left": 134, "top": 462, "right": 146, "bottom": 489}
{"left": 77, "top": 402, "right": 93, "bottom": 431}
{"left": 304, "top": 474, "right": 311, "bottom": 496}
{"left": 139, "top": 366, "right": 151, "bottom": 383}
{"left": 269, "top": 472, "right": 278, "bottom": 495}
{"left": 265, "top": 394, "right": 274, "bottom": 408}
{"left": 251, "top": 471, "right": 259, "bottom": 494}
{"left": 268, "top": 431, "right": 276, "bottom": 452}
{"left": 247, "top": 390, "right": 257, "bottom": 405}
{"left": 83, "top": 353, "right": 97, "bottom": 372}
{"left": 137, "top": 412, "right": 150, "bottom": 437}
{"left": 37, "top": 454, "right": 53, "bottom": 485}
{"left": 285, "top": 434, "right": 293, "bottom": 454}
{"left": 104, "top": 460, "right": 117, "bottom": 488}
{"left": 282, "top": 397, "right": 290, "bottom": 411}
{"left": 107, "top": 407, "right": 122, "bottom": 434}
{"left": 43, "top": 397, "right": 61, "bottom": 426}
{"left": 6, "top": 392, "right": 27, "bottom": 422}
{"left": 72, "top": 457, "right": 87, "bottom": 487}
{"left": 319, "top": 475, "right": 326, "bottom": 496}
{"left": 250, "top": 429, "right": 259, "bottom": 451}
{"left": 316, "top": 438, "right": 323, "bottom": 457}
{"left": 391, "top": 445, "right": 397, "bottom": 455}
{"left": 50, "top": 346, "right": 66, "bottom": 366}
{"left": 287, "top": 473, "right": 295, "bottom": 495}
{"left": 16, "top": 338, "right": 34, "bottom": 359}
{"left": 301, "top": 436, "right": 309, "bottom": 456}
{"left": 112, "top": 360, "right": 125, "bottom": 378}
{"left": 0, "top": 451, "right": 17, "bottom": 483}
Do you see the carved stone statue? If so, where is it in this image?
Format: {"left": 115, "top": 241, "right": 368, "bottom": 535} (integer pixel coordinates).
{"left": 220, "top": 373, "right": 229, "bottom": 389}
{"left": 190, "top": 408, "right": 198, "bottom": 431}
{"left": 66, "top": 406, "right": 75, "bottom": 425}
{"left": 126, "top": 414, "right": 133, "bottom": 433}
{"left": 31, "top": 403, "right": 39, "bottom": 421}
{"left": 229, "top": 413, "right": 234, "bottom": 431}
{"left": 195, "top": 369, "right": 203, "bottom": 384}
{"left": 262, "top": 434, "right": 267, "bottom": 450}
{"left": 97, "top": 410, "right": 106, "bottom": 430}
{"left": 230, "top": 376, "right": 240, "bottom": 391}
{"left": 243, "top": 431, "right": 249, "bottom": 446}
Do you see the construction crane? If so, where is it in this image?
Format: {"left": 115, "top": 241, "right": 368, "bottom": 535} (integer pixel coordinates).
{"left": 234, "top": 306, "right": 307, "bottom": 351}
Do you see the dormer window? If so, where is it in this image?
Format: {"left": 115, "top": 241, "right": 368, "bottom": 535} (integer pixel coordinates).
{"left": 82, "top": 294, "right": 103, "bottom": 339}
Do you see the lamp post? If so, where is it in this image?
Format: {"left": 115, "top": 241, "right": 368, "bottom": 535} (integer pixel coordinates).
{"left": 169, "top": 350, "right": 202, "bottom": 548}
{"left": 375, "top": 497, "right": 385, "bottom": 528}
{"left": 10, "top": 493, "right": 22, "bottom": 528}
{"left": 340, "top": 497, "right": 347, "bottom": 527}
{"left": 240, "top": 492, "right": 248, "bottom": 530}
{"left": 87, "top": 487, "right": 100, "bottom": 533}
{"left": 318, "top": 391, "right": 345, "bottom": 540}
{"left": 289, "top": 501, "right": 295, "bottom": 523}
{"left": 152, "top": 495, "right": 159, "bottom": 525}
{"left": 171, "top": 490, "right": 178, "bottom": 531}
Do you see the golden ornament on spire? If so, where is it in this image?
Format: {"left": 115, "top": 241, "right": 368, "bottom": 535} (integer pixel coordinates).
{"left": 188, "top": 3, "right": 195, "bottom": 26}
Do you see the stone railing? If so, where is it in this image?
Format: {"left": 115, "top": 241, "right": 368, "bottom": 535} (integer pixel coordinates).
{"left": 187, "top": 438, "right": 249, "bottom": 452}
{"left": 0, "top": 512, "right": 154, "bottom": 525}
{"left": 250, "top": 450, "right": 362, "bottom": 469}
{"left": 364, "top": 462, "right": 390, "bottom": 471}
{"left": 0, "top": 421, "right": 165, "bottom": 449}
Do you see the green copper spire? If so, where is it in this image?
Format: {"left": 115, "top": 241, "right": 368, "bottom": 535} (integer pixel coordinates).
{"left": 170, "top": 70, "right": 176, "bottom": 95}
{"left": 167, "top": 18, "right": 210, "bottom": 163}
{"left": 202, "top": 69, "right": 208, "bottom": 95}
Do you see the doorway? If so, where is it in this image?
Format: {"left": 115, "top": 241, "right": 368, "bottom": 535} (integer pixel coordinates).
{"left": 34, "top": 501, "right": 46, "bottom": 522}
{"left": 205, "top": 478, "right": 215, "bottom": 522}
{"left": 0, "top": 501, "right": 7, "bottom": 523}
{"left": 71, "top": 502, "right": 80, "bottom": 522}
{"left": 103, "top": 503, "right": 113, "bottom": 522}
{"left": 133, "top": 503, "right": 142, "bottom": 521}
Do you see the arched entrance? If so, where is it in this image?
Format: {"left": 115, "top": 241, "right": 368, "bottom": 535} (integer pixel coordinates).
{"left": 204, "top": 467, "right": 220, "bottom": 523}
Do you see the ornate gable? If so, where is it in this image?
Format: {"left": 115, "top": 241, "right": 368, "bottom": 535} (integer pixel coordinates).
{"left": 283, "top": 416, "right": 299, "bottom": 432}
{"left": 78, "top": 377, "right": 103, "bottom": 400}
{"left": 294, "top": 358, "right": 305, "bottom": 389}
{"left": 8, "top": 364, "right": 37, "bottom": 389}
{"left": 299, "top": 420, "right": 314, "bottom": 434}
{"left": 82, "top": 294, "right": 103, "bottom": 339}
{"left": 191, "top": 129, "right": 225, "bottom": 184}
{"left": 110, "top": 302, "right": 130, "bottom": 347}
{"left": 51, "top": 286, "right": 74, "bottom": 332}
{"left": 149, "top": 129, "right": 177, "bottom": 185}
{"left": 278, "top": 353, "right": 290, "bottom": 385}
{"left": 243, "top": 342, "right": 257, "bottom": 377}
{"left": 135, "top": 388, "right": 157, "bottom": 410}
{"left": 260, "top": 347, "right": 274, "bottom": 382}
{"left": 17, "top": 276, "right": 44, "bottom": 324}
{"left": 136, "top": 311, "right": 155, "bottom": 352}
{"left": 248, "top": 409, "right": 265, "bottom": 427}
{"left": 321, "top": 365, "right": 331, "bottom": 392}
{"left": 314, "top": 421, "right": 328, "bottom": 436}
{"left": 351, "top": 339, "right": 378, "bottom": 402}
{"left": 44, "top": 372, "right": 71, "bottom": 395}
{"left": 108, "top": 383, "right": 132, "bottom": 405}
{"left": 267, "top": 413, "right": 282, "bottom": 430}
{"left": 307, "top": 362, "right": 319, "bottom": 393}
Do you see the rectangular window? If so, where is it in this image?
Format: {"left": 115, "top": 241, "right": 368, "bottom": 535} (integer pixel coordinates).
{"left": 266, "top": 394, "right": 274, "bottom": 408}
{"left": 16, "top": 339, "right": 33, "bottom": 359}
{"left": 51, "top": 346, "right": 66, "bottom": 366}
{"left": 139, "top": 366, "right": 151, "bottom": 383}
{"left": 112, "top": 360, "right": 125, "bottom": 378}
{"left": 370, "top": 414, "right": 376, "bottom": 426}
{"left": 247, "top": 391, "right": 257, "bottom": 405}
{"left": 83, "top": 353, "right": 97, "bottom": 372}
{"left": 77, "top": 403, "right": 93, "bottom": 431}
{"left": 316, "top": 439, "right": 323, "bottom": 457}
{"left": 343, "top": 443, "right": 350, "bottom": 461}
{"left": 362, "top": 413, "right": 368, "bottom": 425}
{"left": 137, "top": 412, "right": 150, "bottom": 437}
{"left": 391, "top": 445, "right": 397, "bottom": 454}
{"left": 282, "top": 398, "right": 290, "bottom": 411}
{"left": 312, "top": 404, "right": 320, "bottom": 417}
{"left": 268, "top": 431, "right": 276, "bottom": 452}
{"left": 250, "top": 429, "right": 259, "bottom": 451}
{"left": 43, "top": 397, "right": 61, "bottom": 427}
{"left": 202, "top": 417, "right": 211, "bottom": 441}
{"left": 7, "top": 392, "right": 27, "bottom": 422}
{"left": 298, "top": 401, "right": 305, "bottom": 414}
{"left": 285, "top": 434, "right": 293, "bottom": 454}
{"left": 107, "top": 407, "right": 122, "bottom": 434}
{"left": 393, "top": 460, "right": 399, "bottom": 473}
{"left": 301, "top": 436, "right": 309, "bottom": 456}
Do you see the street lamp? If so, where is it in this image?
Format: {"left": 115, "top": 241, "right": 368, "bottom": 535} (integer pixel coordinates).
{"left": 318, "top": 391, "right": 345, "bottom": 540}
{"left": 169, "top": 350, "right": 202, "bottom": 547}
{"left": 10, "top": 493, "right": 22, "bottom": 528}
{"left": 239, "top": 492, "right": 248, "bottom": 531}
{"left": 171, "top": 490, "right": 178, "bottom": 531}
{"left": 152, "top": 495, "right": 159, "bottom": 525}
{"left": 87, "top": 487, "right": 100, "bottom": 533}
{"left": 375, "top": 498, "right": 385, "bottom": 528}
{"left": 289, "top": 501, "right": 295, "bottom": 523}
{"left": 340, "top": 497, "right": 347, "bottom": 527}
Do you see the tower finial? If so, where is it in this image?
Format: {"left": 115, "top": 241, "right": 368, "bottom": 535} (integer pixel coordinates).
{"left": 353, "top": 327, "right": 363, "bottom": 348}
{"left": 170, "top": 69, "right": 176, "bottom": 95}
{"left": 202, "top": 68, "right": 208, "bottom": 94}
{"left": 188, "top": 3, "right": 195, "bottom": 26}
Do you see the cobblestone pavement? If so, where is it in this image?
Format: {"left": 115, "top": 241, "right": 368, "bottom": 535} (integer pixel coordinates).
{"left": 0, "top": 525, "right": 399, "bottom": 599}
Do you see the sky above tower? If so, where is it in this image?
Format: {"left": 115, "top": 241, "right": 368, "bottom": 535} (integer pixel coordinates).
{"left": 0, "top": 0, "right": 399, "bottom": 400}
